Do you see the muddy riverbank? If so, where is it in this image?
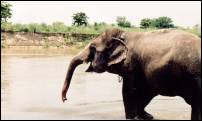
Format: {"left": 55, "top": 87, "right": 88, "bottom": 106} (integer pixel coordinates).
{"left": 1, "top": 46, "right": 81, "bottom": 56}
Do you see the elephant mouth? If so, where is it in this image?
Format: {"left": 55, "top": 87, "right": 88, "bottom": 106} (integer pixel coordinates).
{"left": 85, "top": 62, "right": 106, "bottom": 73}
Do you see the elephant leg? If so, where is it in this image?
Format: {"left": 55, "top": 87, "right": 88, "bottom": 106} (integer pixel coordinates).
{"left": 191, "top": 100, "right": 201, "bottom": 120}
{"left": 136, "top": 94, "right": 154, "bottom": 120}
{"left": 191, "top": 77, "right": 201, "bottom": 120}
{"left": 122, "top": 81, "right": 154, "bottom": 120}
{"left": 191, "top": 107, "right": 201, "bottom": 120}
{"left": 122, "top": 83, "right": 138, "bottom": 119}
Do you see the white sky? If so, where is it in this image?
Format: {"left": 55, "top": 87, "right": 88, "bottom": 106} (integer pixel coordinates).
{"left": 7, "top": 1, "right": 201, "bottom": 27}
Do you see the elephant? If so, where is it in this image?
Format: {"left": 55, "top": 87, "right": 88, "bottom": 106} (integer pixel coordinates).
{"left": 61, "top": 28, "right": 201, "bottom": 120}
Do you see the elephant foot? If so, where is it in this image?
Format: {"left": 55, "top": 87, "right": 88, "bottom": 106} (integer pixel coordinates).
{"left": 140, "top": 111, "right": 154, "bottom": 120}
{"left": 133, "top": 112, "right": 154, "bottom": 120}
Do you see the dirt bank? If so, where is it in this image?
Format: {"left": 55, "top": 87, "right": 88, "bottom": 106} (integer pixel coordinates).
{"left": 1, "top": 46, "right": 80, "bottom": 55}
{"left": 1, "top": 31, "right": 98, "bottom": 55}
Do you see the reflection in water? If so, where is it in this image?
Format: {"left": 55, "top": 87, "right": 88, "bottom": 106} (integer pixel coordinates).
{"left": 1, "top": 55, "right": 190, "bottom": 120}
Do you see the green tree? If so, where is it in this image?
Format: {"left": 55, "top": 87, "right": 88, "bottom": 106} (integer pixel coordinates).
{"left": 1, "top": 2, "right": 12, "bottom": 22}
{"left": 116, "top": 16, "right": 131, "bottom": 28}
{"left": 153, "top": 16, "right": 174, "bottom": 28}
{"left": 140, "top": 18, "right": 153, "bottom": 29}
{"left": 72, "top": 12, "right": 88, "bottom": 26}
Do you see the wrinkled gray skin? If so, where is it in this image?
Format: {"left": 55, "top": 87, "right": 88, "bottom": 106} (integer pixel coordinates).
{"left": 62, "top": 29, "right": 201, "bottom": 120}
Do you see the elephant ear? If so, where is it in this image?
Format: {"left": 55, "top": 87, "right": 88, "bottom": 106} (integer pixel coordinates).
{"left": 108, "top": 37, "right": 128, "bottom": 66}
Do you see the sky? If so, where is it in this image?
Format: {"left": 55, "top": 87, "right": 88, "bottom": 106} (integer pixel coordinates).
{"left": 7, "top": 1, "right": 201, "bottom": 27}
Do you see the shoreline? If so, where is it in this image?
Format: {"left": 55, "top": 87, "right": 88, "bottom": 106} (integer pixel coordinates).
{"left": 1, "top": 46, "right": 82, "bottom": 56}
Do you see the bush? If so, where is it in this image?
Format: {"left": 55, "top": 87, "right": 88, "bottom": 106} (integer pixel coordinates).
{"left": 12, "top": 23, "right": 27, "bottom": 32}
{"left": 140, "top": 18, "right": 153, "bottom": 29}
{"left": 116, "top": 16, "right": 131, "bottom": 28}
{"left": 140, "top": 17, "right": 175, "bottom": 29}
{"left": 1, "top": 21, "right": 200, "bottom": 37}
{"left": 1, "top": 22, "right": 14, "bottom": 31}
{"left": 153, "top": 17, "right": 174, "bottom": 28}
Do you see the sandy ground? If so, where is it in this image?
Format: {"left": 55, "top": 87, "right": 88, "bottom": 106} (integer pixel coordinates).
{"left": 1, "top": 55, "right": 191, "bottom": 120}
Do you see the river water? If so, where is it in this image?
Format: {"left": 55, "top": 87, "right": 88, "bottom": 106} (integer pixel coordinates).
{"left": 1, "top": 54, "right": 191, "bottom": 120}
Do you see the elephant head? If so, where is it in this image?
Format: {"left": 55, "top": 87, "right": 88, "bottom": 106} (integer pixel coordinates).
{"left": 62, "top": 29, "right": 128, "bottom": 102}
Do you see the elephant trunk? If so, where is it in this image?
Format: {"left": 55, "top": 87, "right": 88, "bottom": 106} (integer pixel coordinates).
{"left": 61, "top": 43, "right": 91, "bottom": 102}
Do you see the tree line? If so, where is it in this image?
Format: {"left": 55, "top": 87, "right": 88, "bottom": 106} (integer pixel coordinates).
{"left": 68, "top": 12, "right": 175, "bottom": 29}
{"left": 1, "top": 2, "right": 174, "bottom": 30}
{"left": 1, "top": 2, "right": 201, "bottom": 37}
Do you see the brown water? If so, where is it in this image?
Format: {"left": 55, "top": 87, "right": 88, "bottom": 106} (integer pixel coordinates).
{"left": 1, "top": 54, "right": 191, "bottom": 120}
